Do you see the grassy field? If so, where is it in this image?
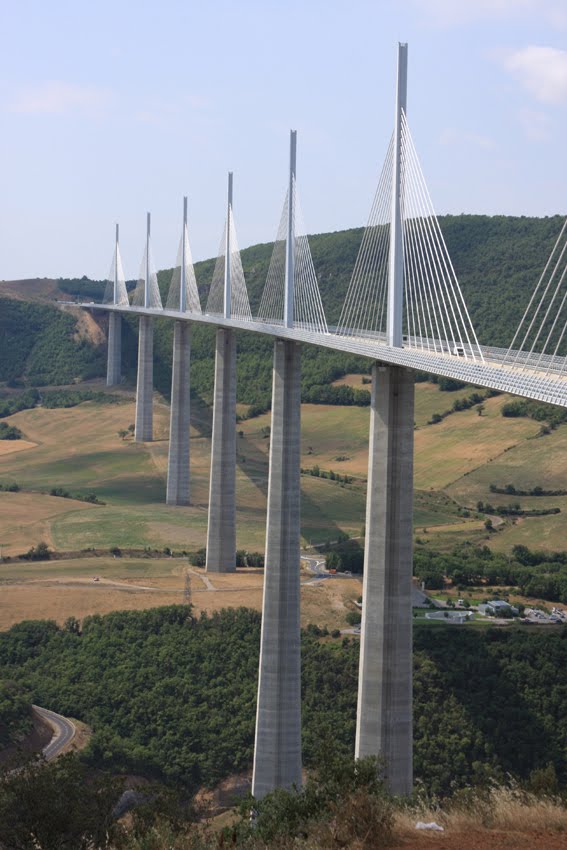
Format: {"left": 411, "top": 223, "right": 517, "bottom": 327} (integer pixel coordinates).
{"left": 0, "top": 556, "right": 362, "bottom": 632}
{"left": 1, "top": 378, "right": 566, "bottom": 628}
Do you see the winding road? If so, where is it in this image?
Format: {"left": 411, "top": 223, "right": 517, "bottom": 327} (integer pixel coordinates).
{"left": 33, "top": 705, "right": 76, "bottom": 761}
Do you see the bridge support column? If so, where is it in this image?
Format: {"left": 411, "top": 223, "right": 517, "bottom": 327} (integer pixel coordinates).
{"left": 206, "top": 328, "right": 237, "bottom": 573}
{"left": 166, "top": 321, "right": 191, "bottom": 505}
{"left": 106, "top": 312, "right": 121, "bottom": 386}
{"left": 135, "top": 316, "right": 154, "bottom": 442}
{"left": 252, "top": 338, "right": 302, "bottom": 799}
{"left": 356, "top": 363, "right": 414, "bottom": 796}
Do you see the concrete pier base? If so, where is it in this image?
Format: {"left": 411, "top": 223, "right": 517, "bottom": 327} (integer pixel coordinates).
{"left": 106, "top": 312, "right": 121, "bottom": 386}
{"left": 252, "top": 339, "right": 302, "bottom": 799}
{"left": 206, "top": 328, "right": 237, "bottom": 573}
{"left": 166, "top": 321, "right": 191, "bottom": 506}
{"left": 355, "top": 364, "right": 415, "bottom": 796}
{"left": 135, "top": 316, "right": 154, "bottom": 443}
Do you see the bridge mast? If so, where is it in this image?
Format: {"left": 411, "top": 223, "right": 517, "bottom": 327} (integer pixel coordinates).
{"left": 284, "top": 130, "right": 297, "bottom": 328}
{"left": 180, "top": 197, "right": 187, "bottom": 314}
{"left": 224, "top": 173, "right": 233, "bottom": 319}
{"left": 145, "top": 212, "right": 151, "bottom": 310}
{"left": 135, "top": 212, "right": 154, "bottom": 441}
{"left": 387, "top": 43, "right": 407, "bottom": 347}
{"left": 106, "top": 224, "right": 122, "bottom": 386}
{"left": 113, "top": 223, "right": 119, "bottom": 305}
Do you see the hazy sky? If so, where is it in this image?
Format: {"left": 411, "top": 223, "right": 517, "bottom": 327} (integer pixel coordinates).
{"left": 0, "top": 0, "right": 566, "bottom": 280}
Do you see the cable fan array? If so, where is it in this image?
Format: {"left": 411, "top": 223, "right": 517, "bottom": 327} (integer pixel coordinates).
{"left": 131, "top": 239, "right": 163, "bottom": 310}
{"left": 205, "top": 211, "right": 252, "bottom": 320}
{"left": 166, "top": 225, "right": 202, "bottom": 313}
{"left": 504, "top": 218, "right": 567, "bottom": 375}
{"left": 337, "top": 138, "right": 393, "bottom": 339}
{"left": 338, "top": 114, "right": 483, "bottom": 361}
{"left": 102, "top": 241, "right": 129, "bottom": 307}
{"left": 257, "top": 179, "right": 328, "bottom": 334}
{"left": 400, "top": 114, "right": 482, "bottom": 360}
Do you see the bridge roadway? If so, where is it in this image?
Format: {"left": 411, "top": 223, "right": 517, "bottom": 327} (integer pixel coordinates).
{"left": 82, "top": 302, "right": 567, "bottom": 409}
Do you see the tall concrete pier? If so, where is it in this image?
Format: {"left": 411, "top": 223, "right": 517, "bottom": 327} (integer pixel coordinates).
{"left": 106, "top": 312, "right": 121, "bottom": 386}
{"left": 205, "top": 327, "right": 237, "bottom": 572}
{"left": 355, "top": 363, "right": 414, "bottom": 795}
{"left": 206, "top": 175, "right": 239, "bottom": 573}
{"left": 135, "top": 315, "right": 154, "bottom": 442}
{"left": 252, "top": 338, "right": 302, "bottom": 799}
{"left": 166, "top": 321, "right": 191, "bottom": 505}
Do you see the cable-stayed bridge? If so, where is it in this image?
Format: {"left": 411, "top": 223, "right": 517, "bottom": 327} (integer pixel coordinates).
{"left": 78, "top": 43, "right": 567, "bottom": 800}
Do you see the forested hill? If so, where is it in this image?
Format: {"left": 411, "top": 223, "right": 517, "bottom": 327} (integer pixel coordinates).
{"left": 1, "top": 607, "right": 567, "bottom": 796}
{"left": 0, "top": 215, "right": 563, "bottom": 404}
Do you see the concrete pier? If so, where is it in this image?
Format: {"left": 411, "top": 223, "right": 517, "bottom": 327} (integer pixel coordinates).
{"left": 135, "top": 316, "right": 154, "bottom": 442}
{"left": 106, "top": 312, "right": 121, "bottom": 386}
{"left": 355, "top": 363, "right": 415, "bottom": 796}
{"left": 252, "top": 339, "right": 302, "bottom": 799}
{"left": 206, "top": 328, "right": 237, "bottom": 573}
{"left": 166, "top": 321, "right": 191, "bottom": 505}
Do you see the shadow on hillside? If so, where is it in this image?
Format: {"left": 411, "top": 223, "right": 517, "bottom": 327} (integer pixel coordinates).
{"left": 190, "top": 393, "right": 344, "bottom": 545}
{"left": 416, "top": 628, "right": 560, "bottom": 779}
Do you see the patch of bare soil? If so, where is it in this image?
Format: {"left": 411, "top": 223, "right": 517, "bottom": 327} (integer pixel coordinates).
{"left": 396, "top": 829, "right": 567, "bottom": 849}
{"left": 66, "top": 306, "right": 106, "bottom": 345}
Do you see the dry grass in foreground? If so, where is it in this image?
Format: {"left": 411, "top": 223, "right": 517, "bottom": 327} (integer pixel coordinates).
{"left": 394, "top": 783, "right": 567, "bottom": 849}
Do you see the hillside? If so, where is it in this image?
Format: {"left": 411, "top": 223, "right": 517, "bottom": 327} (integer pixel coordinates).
{"left": 2, "top": 214, "right": 567, "bottom": 620}
{"left": 0, "top": 383, "right": 567, "bottom": 631}
{"left": 0, "top": 215, "right": 564, "bottom": 401}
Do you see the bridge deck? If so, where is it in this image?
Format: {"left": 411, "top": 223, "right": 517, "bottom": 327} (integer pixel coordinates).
{"left": 77, "top": 303, "right": 567, "bottom": 409}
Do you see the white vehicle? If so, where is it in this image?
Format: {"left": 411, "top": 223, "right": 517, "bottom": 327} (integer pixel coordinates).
{"left": 452, "top": 345, "right": 465, "bottom": 357}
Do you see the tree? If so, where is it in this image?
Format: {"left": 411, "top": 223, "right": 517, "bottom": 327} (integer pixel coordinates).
{"left": 189, "top": 548, "right": 206, "bottom": 567}
{"left": 128, "top": 423, "right": 135, "bottom": 434}
{"left": 118, "top": 429, "right": 128, "bottom": 440}
{"left": 345, "top": 611, "right": 361, "bottom": 626}
{"left": 325, "top": 551, "right": 341, "bottom": 571}
{"left": 484, "top": 518, "right": 493, "bottom": 532}
{"left": 477, "top": 404, "right": 485, "bottom": 416}
{"left": 0, "top": 754, "right": 124, "bottom": 850}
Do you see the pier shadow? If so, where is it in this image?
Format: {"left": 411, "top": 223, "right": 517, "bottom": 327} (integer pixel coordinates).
{"left": 189, "top": 392, "right": 344, "bottom": 546}
{"left": 415, "top": 627, "right": 562, "bottom": 780}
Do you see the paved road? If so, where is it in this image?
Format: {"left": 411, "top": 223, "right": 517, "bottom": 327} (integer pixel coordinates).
{"left": 33, "top": 706, "right": 76, "bottom": 761}
{"left": 301, "top": 555, "right": 331, "bottom": 585}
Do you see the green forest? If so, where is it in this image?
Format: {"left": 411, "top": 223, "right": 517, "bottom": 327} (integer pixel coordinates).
{"left": 1, "top": 606, "right": 566, "bottom": 798}
{"left": 0, "top": 215, "right": 564, "bottom": 408}
{"left": 0, "top": 680, "right": 32, "bottom": 748}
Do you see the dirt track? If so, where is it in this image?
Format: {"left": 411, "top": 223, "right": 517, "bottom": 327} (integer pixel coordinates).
{"left": 397, "top": 830, "right": 567, "bottom": 849}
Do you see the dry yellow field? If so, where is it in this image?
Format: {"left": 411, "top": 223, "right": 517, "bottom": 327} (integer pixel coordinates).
{"left": 1, "top": 377, "right": 566, "bottom": 636}
{"left": 331, "top": 374, "right": 370, "bottom": 388}
{"left": 0, "top": 491, "right": 96, "bottom": 555}
{"left": 0, "top": 558, "right": 361, "bottom": 632}
{"left": 0, "top": 440, "right": 37, "bottom": 456}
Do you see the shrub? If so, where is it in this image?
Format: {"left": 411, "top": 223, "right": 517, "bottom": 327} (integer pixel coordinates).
{"left": 189, "top": 548, "right": 206, "bottom": 567}
{"left": 345, "top": 611, "right": 362, "bottom": 626}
